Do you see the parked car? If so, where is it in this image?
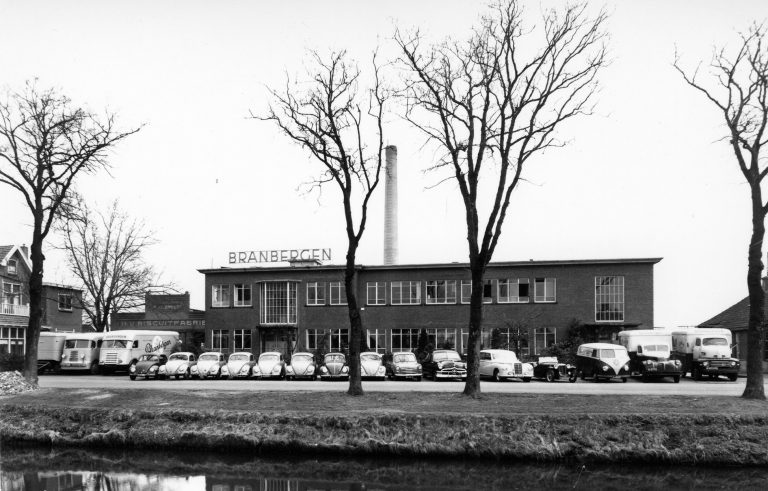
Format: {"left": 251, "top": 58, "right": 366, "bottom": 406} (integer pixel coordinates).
{"left": 257, "top": 351, "right": 286, "bottom": 380}
{"left": 222, "top": 352, "right": 258, "bottom": 379}
{"left": 319, "top": 352, "right": 350, "bottom": 381}
{"left": 129, "top": 353, "right": 167, "bottom": 380}
{"left": 385, "top": 351, "right": 422, "bottom": 381}
{"left": 479, "top": 349, "right": 533, "bottom": 382}
{"left": 286, "top": 352, "right": 317, "bottom": 380}
{"left": 159, "top": 352, "right": 197, "bottom": 380}
{"left": 531, "top": 356, "right": 577, "bottom": 383}
{"left": 422, "top": 349, "right": 467, "bottom": 381}
{"left": 192, "top": 352, "right": 227, "bottom": 380}
{"left": 360, "top": 352, "right": 387, "bottom": 380}
{"left": 575, "top": 343, "right": 630, "bottom": 382}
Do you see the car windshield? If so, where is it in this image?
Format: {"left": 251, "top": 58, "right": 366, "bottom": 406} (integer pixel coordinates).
{"left": 492, "top": 352, "right": 517, "bottom": 362}
{"left": 643, "top": 345, "right": 669, "bottom": 352}
{"left": 169, "top": 354, "right": 188, "bottom": 361}
{"left": 325, "top": 354, "right": 345, "bottom": 363}
{"left": 703, "top": 338, "right": 728, "bottom": 346}
{"left": 433, "top": 351, "right": 461, "bottom": 362}
{"left": 292, "top": 354, "right": 313, "bottom": 363}
{"left": 103, "top": 339, "right": 129, "bottom": 348}
{"left": 139, "top": 354, "right": 158, "bottom": 362}
{"left": 394, "top": 353, "right": 416, "bottom": 363}
{"left": 199, "top": 354, "right": 219, "bottom": 361}
{"left": 599, "top": 349, "right": 617, "bottom": 358}
{"left": 229, "top": 354, "right": 249, "bottom": 361}
{"left": 64, "top": 339, "right": 90, "bottom": 349}
{"left": 361, "top": 353, "right": 380, "bottom": 361}
{"left": 260, "top": 354, "right": 279, "bottom": 362}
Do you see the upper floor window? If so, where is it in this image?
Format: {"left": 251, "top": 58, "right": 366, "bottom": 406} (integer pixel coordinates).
{"left": 329, "top": 282, "right": 347, "bottom": 305}
{"left": 58, "top": 293, "right": 73, "bottom": 312}
{"left": 260, "top": 282, "right": 297, "bottom": 324}
{"left": 234, "top": 284, "right": 252, "bottom": 307}
{"left": 595, "top": 276, "right": 624, "bottom": 322}
{"left": 498, "top": 278, "right": 529, "bottom": 303}
{"left": 3, "top": 282, "right": 22, "bottom": 305}
{"left": 391, "top": 281, "right": 421, "bottom": 305}
{"left": 7, "top": 259, "right": 17, "bottom": 275}
{"left": 306, "top": 282, "right": 326, "bottom": 306}
{"left": 366, "top": 282, "right": 386, "bottom": 305}
{"left": 460, "top": 280, "right": 493, "bottom": 304}
{"left": 212, "top": 284, "right": 230, "bottom": 308}
{"left": 534, "top": 278, "right": 556, "bottom": 303}
{"left": 426, "top": 280, "right": 457, "bottom": 304}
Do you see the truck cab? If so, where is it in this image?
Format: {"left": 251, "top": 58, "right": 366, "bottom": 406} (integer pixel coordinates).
{"left": 60, "top": 333, "right": 103, "bottom": 374}
{"left": 618, "top": 330, "right": 682, "bottom": 383}
{"left": 670, "top": 328, "right": 739, "bottom": 381}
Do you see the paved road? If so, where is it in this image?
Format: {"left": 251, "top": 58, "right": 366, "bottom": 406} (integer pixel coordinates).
{"left": 37, "top": 374, "right": 753, "bottom": 396}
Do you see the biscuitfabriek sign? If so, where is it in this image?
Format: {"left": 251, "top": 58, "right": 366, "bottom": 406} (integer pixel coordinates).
{"left": 228, "top": 248, "right": 332, "bottom": 264}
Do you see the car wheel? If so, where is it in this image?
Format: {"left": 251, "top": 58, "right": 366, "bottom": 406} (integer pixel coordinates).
{"left": 493, "top": 369, "right": 501, "bottom": 382}
{"left": 129, "top": 375, "right": 136, "bottom": 381}
{"left": 622, "top": 377, "right": 628, "bottom": 383}
{"left": 641, "top": 373, "right": 649, "bottom": 383}
{"left": 579, "top": 371, "right": 585, "bottom": 381}
{"left": 728, "top": 374, "right": 738, "bottom": 382}
{"left": 673, "top": 375, "right": 681, "bottom": 383}
{"left": 545, "top": 370, "right": 555, "bottom": 383}
{"left": 692, "top": 367, "right": 702, "bottom": 381}
{"left": 415, "top": 376, "right": 422, "bottom": 382}
{"left": 89, "top": 363, "right": 100, "bottom": 375}
{"left": 522, "top": 377, "right": 531, "bottom": 383}
{"left": 568, "top": 372, "right": 577, "bottom": 383}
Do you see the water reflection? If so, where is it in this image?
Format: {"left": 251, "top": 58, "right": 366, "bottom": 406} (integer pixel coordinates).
{"left": 2, "top": 445, "right": 768, "bottom": 490}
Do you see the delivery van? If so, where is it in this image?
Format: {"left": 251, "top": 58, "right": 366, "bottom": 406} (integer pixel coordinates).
{"left": 60, "top": 332, "right": 104, "bottom": 374}
{"left": 37, "top": 332, "right": 68, "bottom": 374}
{"left": 98, "top": 330, "right": 180, "bottom": 374}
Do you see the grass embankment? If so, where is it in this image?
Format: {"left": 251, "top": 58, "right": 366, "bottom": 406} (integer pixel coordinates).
{"left": 2, "top": 389, "right": 768, "bottom": 465}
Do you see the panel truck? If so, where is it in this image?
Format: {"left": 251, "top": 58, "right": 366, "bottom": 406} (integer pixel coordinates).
{"left": 98, "top": 330, "right": 180, "bottom": 374}
{"left": 37, "top": 332, "right": 68, "bottom": 374}
{"left": 618, "top": 329, "right": 682, "bottom": 383}
{"left": 60, "top": 332, "right": 104, "bottom": 374}
{"left": 669, "top": 327, "right": 739, "bottom": 381}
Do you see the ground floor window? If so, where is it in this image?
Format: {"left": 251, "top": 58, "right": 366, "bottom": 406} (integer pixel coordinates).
{"left": 330, "top": 329, "right": 349, "bottom": 351}
{"left": 533, "top": 327, "right": 556, "bottom": 355}
{"left": 211, "top": 329, "right": 229, "bottom": 351}
{"left": 391, "top": 328, "right": 420, "bottom": 352}
{"left": 490, "top": 327, "right": 529, "bottom": 359}
{"left": 460, "top": 328, "right": 492, "bottom": 354}
{"left": 426, "top": 328, "right": 457, "bottom": 350}
{"left": 367, "top": 329, "right": 387, "bottom": 353}
{"left": 0, "top": 326, "right": 24, "bottom": 355}
{"left": 233, "top": 329, "right": 252, "bottom": 351}
{"left": 306, "top": 329, "right": 325, "bottom": 351}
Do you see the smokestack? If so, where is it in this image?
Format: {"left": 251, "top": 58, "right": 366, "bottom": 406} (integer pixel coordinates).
{"left": 383, "top": 145, "right": 399, "bottom": 265}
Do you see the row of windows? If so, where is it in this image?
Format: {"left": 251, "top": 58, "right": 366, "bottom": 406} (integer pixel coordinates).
{"left": 211, "top": 276, "right": 625, "bottom": 323}
{"left": 0, "top": 327, "right": 25, "bottom": 355}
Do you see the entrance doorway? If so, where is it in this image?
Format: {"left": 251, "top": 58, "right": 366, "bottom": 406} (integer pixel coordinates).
{"left": 259, "top": 329, "right": 297, "bottom": 356}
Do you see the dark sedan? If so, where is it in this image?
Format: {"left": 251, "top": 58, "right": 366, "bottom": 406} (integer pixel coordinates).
{"left": 129, "top": 353, "right": 167, "bottom": 380}
{"left": 422, "top": 350, "right": 466, "bottom": 381}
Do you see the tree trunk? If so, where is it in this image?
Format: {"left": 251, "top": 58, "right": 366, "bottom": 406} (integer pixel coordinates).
{"left": 345, "top": 250, "right": 363, "bottom": 396}
{"left": 742, "top": 187, "right": 766, "bottom": 400}
{"left": 462, "top": 264, "right": 485, "bottom": 397}
{"left": 23, "top": 221, "right": 45, "bottom": 385}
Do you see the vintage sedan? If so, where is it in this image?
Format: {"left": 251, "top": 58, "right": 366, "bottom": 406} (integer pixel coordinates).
{"left": 286, "top": 352, "right": 317, "bottom": 380}
{"left": 575, "top": 343, "right": 630, "bottom": 382}
{"left": 360, "top": 352, "right": 387, "bottom": 380}
{"left": 479, "top": 349, "right": 533, "bottom": 382}
{"left": 385, "top": 351, "right": 422, "bottom": 381}
{"left": 222, "top": 352, "right": 258, "bottom": 379}
{"left": 422, "top": 349, "right": 467, "bottom": 381}
{"left": 531, "top": 356, "right": 577, "bottom": 383}
{"left": 319, "top": 352, "right": 350, "bottom": 381}
{"left": 191, "top": 352, "right": 228, "bottom": 380}
{"left": 129, "top": 353, "right": 167, "bottom": 380}
{"left": 257, "top": 351, "right": 286, "bottom": 380}
{"left": 159, "top": 352, "right": 196, "bottom": 380}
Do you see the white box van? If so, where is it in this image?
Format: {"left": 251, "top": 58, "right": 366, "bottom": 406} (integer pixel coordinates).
{"left": 37, "top": 332, "right": 68, "bottom": 373}
{"left": 669, "top": 327, "right": 739, "bottom": 381}
{"left": 60, "top": 332, "right": 104, "bottom": 374}
{"left": 98, "top": 330, "right": 180, "bottom": 373}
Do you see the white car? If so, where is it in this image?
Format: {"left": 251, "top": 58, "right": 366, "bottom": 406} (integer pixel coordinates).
{"left": 222, "top": 352, "right": 257, "bottom": 379}
{"left": 159, "top": 352, "right": 196, "bottom": 380}
{"left": 286, "top": 352, "right": 317, "bottom": 380}
{"left": 257, "top": 351, "right": 286, "bottom": 380}
{"left": 479, "top": 349, "right": 533, "bottom": 382}
{"left": 360, "top": 352, "right": 386, "bottom": 380}
{"left": 191, "top": 352, "right": 227, "bottom": 380}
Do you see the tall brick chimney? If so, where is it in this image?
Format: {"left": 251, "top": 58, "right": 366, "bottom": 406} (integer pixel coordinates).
{"left": 383, "top": 145, "right": 399, "bottom": 265}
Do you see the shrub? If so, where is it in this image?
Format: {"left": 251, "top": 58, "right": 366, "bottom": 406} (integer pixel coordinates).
{"left": 0, "top": 352, "right": 24, "bottom": 372}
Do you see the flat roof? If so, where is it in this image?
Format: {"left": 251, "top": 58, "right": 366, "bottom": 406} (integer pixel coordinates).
{"left": 198, "top": 257, "right": 662, "bottom": 275}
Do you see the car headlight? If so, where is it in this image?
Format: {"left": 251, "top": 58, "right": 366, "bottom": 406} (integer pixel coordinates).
{"left": 417, "top": 364, "right": 422, "bottom": 370}
{"left": 272, "top": 366, "right": 281, "bottom": 374}
{"left": 320, "top": 366, "right": 328, "bottom": 373}
{"left": 177, "top": 366, "right": 186, "bottom": 373}
{"left": 602, "top": 365, "right": 609, "bottom": 371}
{"left": 702, "top": 361, "right": 709, "bottom": 367}
{"left": 341, "top": 366, "right": 349, "bottom": 373}
{"left": 239, "top": 366, "right": 250, "bottom": 375}
{"left": 377, "top": 367, "right": 385, "bottom": 374}
{"left": 149, "top": 366, "right": 158, "bottom": 372}
{"left": 307, "top": 366, "right": 315, "bottom": 373}
{"left": 119, "top": 359, "right": 126, "bottom": 365}
{"left": 437, "top": 362, "right": 444, "bottom": 369}
{"left": 623, "top": 364, "right": 629, "bottom": 371}
{"left": 130, "top": 365, "right": 136, "bottom": 372}
{"left": 211, "top": 366, "right": 219, "bottom": 373}
{"left": 730, "top": 361, "right": 736, "bottom": 367}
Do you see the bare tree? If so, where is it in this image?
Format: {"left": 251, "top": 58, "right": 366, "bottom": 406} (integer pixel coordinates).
{"left": 396, "top": 0, "right": 607, "bottom": 396}
{"left": 0, "top": 83, "right": 138, "bottom": 383}
{"left": 675, "top": 23, "right": 768, "bottom": 400}
{"left": 256, "top": 51, "right": 389, "bottom": 396}
{"left": 57, "top": 195, "right": 173, "bottom": 332}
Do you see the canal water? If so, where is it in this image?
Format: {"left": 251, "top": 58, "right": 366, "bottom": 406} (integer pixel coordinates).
{"left": 1, "top": 445, "right": 767, "bottom": 490}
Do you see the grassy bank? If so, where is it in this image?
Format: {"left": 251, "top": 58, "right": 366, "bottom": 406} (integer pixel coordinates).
{"left": 2, "top": 389, "right": 768, "bottom": 465}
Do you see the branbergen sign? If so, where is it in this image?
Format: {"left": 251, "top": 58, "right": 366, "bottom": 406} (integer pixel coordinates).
{"left": 228, "top": 248, "right": 332, "bottom": 264}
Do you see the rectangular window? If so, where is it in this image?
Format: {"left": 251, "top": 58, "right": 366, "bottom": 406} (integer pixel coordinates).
{"left": 390, "top": 328, "right": 420, "bottom": 352}
{"left": 233, "top": 329, "right": 252, "bottom": 351}
{"left": 330, "top": 282, "right": 347, "bottom": 306}
{"left": 234, "top": 284, "right": 252, "bottom": 307}
{"left": 260, "top": 282, "right": 297, "bottom": 324}
{"left": 595, "top": 276, "right": 624, "bottom": 322}
{"left": 426, "top": 328, "right": 458, "bottom": 350}
{"left": 425, "top": 280, "right": 457, "bottom": 304}
{"left": 211, "top": 329, "right": 229, "bottom": 351}
{"left": 534, "top": 278, "right": 556, "bottom": 303}
{"left": 367, "top": 329, "right": 387, "bottom": 354}
{"left": 306, "top": 329, "right": 325, "bottom": 351}
{"left": 460, "top": 328, "right": 492, "bottom": 354}
{"left": 533, "top": 327, "right": 556, "bottom": 355}
{"left": 391, "top": 281, "right": 421, "bottom": 305}
{"left": 306, "top": 282, "right": 326, "bottom": 306}
{"left": 366, "top": 282, "right": 386, "bottom": 305}
{"left": 7, "top": 259, "right": 17, "bottom": 275}
{"left": 0, "top": 326, "right": 25, "bottom": 355}
{"left": 3, "top": 282, "right": 22, "bottom": 305}
{"left": 460, "top": 280, "right": 493, "bottom": 304}
{"left": 330, "top": 329, "right": 349, "bottom": 351}
{"left": 212, "top": 284, "right": 230, "bottom": 308}
{"left": 497, "top": 278, "right": 530, "bottom": 303}
{"left": 58, "top": 293, "right": 73, "bottom": 312}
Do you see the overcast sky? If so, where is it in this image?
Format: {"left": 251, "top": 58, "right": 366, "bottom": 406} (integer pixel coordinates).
{"left": 1, "top": 0, "right": 766, "bottom": 327}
